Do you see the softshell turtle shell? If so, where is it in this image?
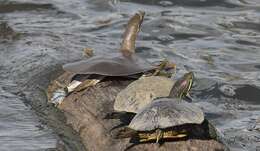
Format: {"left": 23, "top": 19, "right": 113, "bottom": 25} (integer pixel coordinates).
{"left": 114, "top": 76, "right": 174, "bottom": 113}
{"left": 63, "top": 53, "right": 156, "bottom": 76}
{"left": 129, "top": 98, "right": 204, "bottom": 131}
{"left": 63, "top": 11, "right": 156, "bottom": 77}
{"left": 50, "top": 12, "right": 155, "bottom": 106}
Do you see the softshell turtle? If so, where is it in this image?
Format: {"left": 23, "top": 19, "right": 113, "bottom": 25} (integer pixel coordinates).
{"left": 113, "top": 72, "right": 194, "bottom": 114}
{"left": 63, "top": 11, "right": 156, "bottom": 77}
{"left": 63, "top": 53, "right": 155, "bottom": 76}
{"left": 48, "top": 12, "right": 160, "bottom": 106}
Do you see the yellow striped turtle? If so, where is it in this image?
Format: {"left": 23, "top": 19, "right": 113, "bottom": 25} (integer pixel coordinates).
{"left": 127, "top": 99, "right": 204, "bottom": 143}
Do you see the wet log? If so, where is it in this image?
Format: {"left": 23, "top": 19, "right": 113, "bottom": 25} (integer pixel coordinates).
{"left": 48, "top": 72, "right": 227, "bottom": 151}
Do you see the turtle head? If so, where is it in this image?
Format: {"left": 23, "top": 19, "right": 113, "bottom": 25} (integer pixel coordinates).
{"left": 169, "top": 72, "right": 194, "bottom": 99}
{"left": 120, "top": 11, "right": 145, "bottom": 56}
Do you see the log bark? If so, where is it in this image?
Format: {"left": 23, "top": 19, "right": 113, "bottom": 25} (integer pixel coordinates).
{"left": 48, "top": 72, "right": 226, "bottom": 151}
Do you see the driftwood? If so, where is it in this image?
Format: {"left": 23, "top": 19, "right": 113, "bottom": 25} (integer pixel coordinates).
{"left": 48, "top": 72, "right": 226, "bottom": 151}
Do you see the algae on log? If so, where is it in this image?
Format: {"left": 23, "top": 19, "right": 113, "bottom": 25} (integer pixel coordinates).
{"left": 48, "top": 72, "right": 226, "bottom": 151}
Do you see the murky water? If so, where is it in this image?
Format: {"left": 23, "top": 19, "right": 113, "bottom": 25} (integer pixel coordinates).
{"left": 0, "top": 0, "right": 259, "bottom": 150}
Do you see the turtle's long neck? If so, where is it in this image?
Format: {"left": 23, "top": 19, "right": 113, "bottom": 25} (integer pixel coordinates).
{"left": 168, "top": 72, "right": 194, "bottom": 99}
{"left": 120, "top": 11, "right": 144, "bottom": 56}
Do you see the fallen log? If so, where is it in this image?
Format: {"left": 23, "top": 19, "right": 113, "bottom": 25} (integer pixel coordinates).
{"left": 48, "top": 72, "right": 227, "bottom": 151}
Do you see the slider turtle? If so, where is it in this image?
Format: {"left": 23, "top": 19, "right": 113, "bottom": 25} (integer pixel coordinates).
{"left": 113, "top": 72, "right": 194, "bottom": 114}
{"left": 126, "top": 99, "right": 204, "bottom": 143}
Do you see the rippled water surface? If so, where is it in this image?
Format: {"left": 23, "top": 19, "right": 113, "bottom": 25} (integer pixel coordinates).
{"left": 0, "top": 0, "right": 260, "bottom": 150}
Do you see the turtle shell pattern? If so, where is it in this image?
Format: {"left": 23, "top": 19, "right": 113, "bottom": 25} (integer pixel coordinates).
{"left": 129, "top": 98, "right": 204, "bottom": 131}
{"left": 114, "top": 76, "right": 175, "bottom": 113}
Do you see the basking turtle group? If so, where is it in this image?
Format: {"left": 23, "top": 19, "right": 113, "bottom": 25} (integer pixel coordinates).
{"left": 110, "top": 72, "right": 208, "bottom": 143}
{"left": 47, "top": 11, "right": 226, "bottom": 150}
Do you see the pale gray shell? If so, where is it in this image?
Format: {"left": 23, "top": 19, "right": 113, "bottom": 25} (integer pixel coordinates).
{"left": 63, "top": 53, "right": 155, "bottom": 76}
{"left": 114, "top": 76, "right": 175, "bottom": 113}
{"left": 129, "top": 98, "right": 204, "bottom": 131}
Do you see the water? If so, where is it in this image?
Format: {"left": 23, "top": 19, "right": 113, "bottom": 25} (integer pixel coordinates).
{"left": 0, "top": 0, "right": 259, "bottom": 150}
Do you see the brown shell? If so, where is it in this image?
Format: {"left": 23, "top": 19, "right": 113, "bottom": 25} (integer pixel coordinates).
{"left": 114, "top": 76, "right": 175, "bottom": 113}
{"left": 63, "top": 53, "right": 155, "bottom": 76}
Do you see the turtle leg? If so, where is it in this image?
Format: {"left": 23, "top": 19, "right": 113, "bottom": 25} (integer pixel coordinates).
{"left": 73, "top": 79, "right": 100, "bottom": 92}
{"left": 163, "top": 130, "right": 187, "bottom": 139}
{"left": 163, "top": 134, "right": 187, "bottom": 139}
{"left": 156, "top": 129, "right": 163, "bottom": 143}
{"left": 139, "top": 138, "right": 151, "bottom": 143}
{"left": 151, "top": 59, "right": 176, "bottom": 77}
{"left": 152, "top": 59, "right": 168, "bottom": 76}
{"left": 137, "top": 129, "right": 163, "bottom": 143}
{"left": 139, "top": 136, "right": 157, "bottom": 143}
{"left": 72, "top": 76, "right": 105, "bottom": 93}
{"left": 165, "top": 61, "right": 176, "bottom": 71}
{"left": 139, "top": 130, "right": 187, "bottom": 143}
{"left": 138, "top": 133, "right": 156, "bottom": 142}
